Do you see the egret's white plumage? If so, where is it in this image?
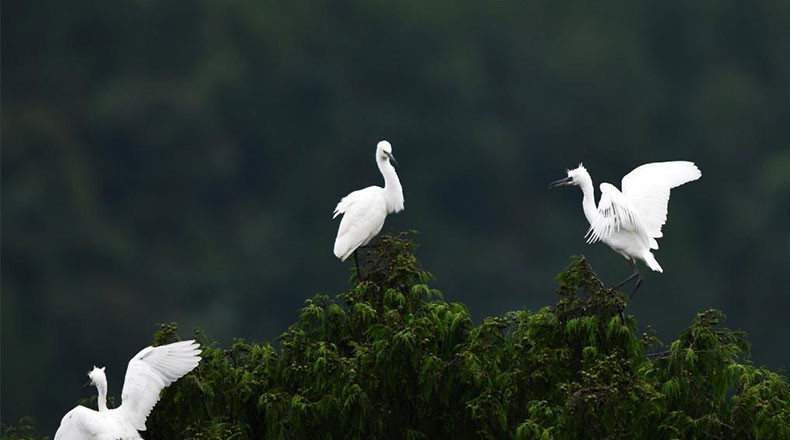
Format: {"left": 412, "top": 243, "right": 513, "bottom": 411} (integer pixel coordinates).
{"left": 54, "top": 340, "right": 201, "bottom": 440}
{"left": 550, "top": 161, "right": 701, "bottom": 293}
{"left": 333, "top": 140, "right": 404, "bottom": 261}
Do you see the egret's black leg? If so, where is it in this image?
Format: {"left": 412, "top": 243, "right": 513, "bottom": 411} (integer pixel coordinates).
{"left": 354, "top": 244, "right": 372, "bottom": 280}
{"left": 629, "top": 267, "right": 644, "bottom": 299}
{"left": 623, "top": 260, "right": 644, "bottom": 299}
{"left": 353, "top": 250, "right": 362, "bottom": 280}
{"left": 613, "top": 273, "right": 638, "bottom": 290}
{"left": 613, "top": 260, "right": 640, "bottom": 291}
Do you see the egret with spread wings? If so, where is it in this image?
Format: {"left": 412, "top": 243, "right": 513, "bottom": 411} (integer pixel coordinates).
{"left": 54, "top": 340, "right": 201, "bottom": 440}
{"left": 333, "top": 140, "right": 404, "bottom": 275}
{"left": 550, "top": 162, "right": 701, "bottom": 296}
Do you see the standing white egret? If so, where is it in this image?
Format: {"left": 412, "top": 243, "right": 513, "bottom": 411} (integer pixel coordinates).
{"left": 54, "top": 340, "right": 201, "bottom": 440}
{"left": 549, "top": 161, "right": 701, "bottom": 296}
{"left": 333, "top": 140, "right": 404, "bottom": 275}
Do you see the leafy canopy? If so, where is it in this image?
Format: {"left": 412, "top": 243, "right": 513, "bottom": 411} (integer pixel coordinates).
{"left": 5, "top": 233, "right": 788, "bottom": 439}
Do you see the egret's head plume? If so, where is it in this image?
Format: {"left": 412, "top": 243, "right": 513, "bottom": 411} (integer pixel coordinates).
{"left": 87, "top": 366, "right": 106, "bottom": 386}
{"left": 565, "top": 163, "right": 589, "bottom": 184}
{"left": 549, "top": 163, "right": 590, "bottom": 188}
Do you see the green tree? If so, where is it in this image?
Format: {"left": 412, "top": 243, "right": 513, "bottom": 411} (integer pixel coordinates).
{"left": 5, "top": 234, "right": 788, "bottom": 439}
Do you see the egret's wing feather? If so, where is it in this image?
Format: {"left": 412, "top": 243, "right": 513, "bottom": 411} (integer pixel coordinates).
{"left": 333, "top": 188, "right": 370, "bottom": 218}
{"left": 333, "top": 187, "right": 387, "bottom": 260}
{"left": 118, "top": 340, "right": 201, "bottom": 431}
{"left": 54, "top": 406, "right": 133, "bottom": 440}
{"left": 586, "top": 184, "right": 647, "bottom": 245}
{"left": 621, "top": 161, "right": 701, "bottom": 246}
{"left": 333, "top": 198, "right": 350, "bottom": 219}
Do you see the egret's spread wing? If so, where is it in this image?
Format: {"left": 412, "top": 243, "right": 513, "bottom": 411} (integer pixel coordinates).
{"left": 621, "top": 161, "right": 701, "bottom": 247}
{"left": 54, "top": 406, "right": 130, "bottom": 440}
{"left": 119, "top": 340, "right": 201, "bottom": 431}
{"left": 333, "top": 187, "right": 387, "bottom": 260}
{"left": 586, "top": 184, "right": 647, "bottom": 245}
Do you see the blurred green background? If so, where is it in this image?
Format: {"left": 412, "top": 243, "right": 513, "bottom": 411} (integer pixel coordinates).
{"left": 3, "top": 0, "right": 789, "bottom": 433}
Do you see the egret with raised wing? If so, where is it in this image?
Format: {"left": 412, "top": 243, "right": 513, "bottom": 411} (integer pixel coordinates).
{"left": 54, "top": 340, "right": 201, "bottom": 440}
{"left": 550, "top": 162, "right": 701, "bottom": 297}
{"left": 333, "top": 140, "right": 404, "bottom": 275}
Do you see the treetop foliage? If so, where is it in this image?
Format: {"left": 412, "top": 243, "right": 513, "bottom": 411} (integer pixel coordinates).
{"left": 6, "top": 234, "right": 788, "bottom": 439}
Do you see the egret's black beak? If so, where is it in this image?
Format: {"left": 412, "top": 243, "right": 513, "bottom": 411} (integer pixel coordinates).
{"left": 548, "top": 176, "right": 573, "bottom": 189}
{"left": 83, "top": 379, "right": 92, "bottom": 388}
{"left": 386, "top": 151, "right": 398, "bottom": 166}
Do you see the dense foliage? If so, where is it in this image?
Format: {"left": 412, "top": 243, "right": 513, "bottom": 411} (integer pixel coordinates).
{"left": 10, "top": 234, "right": 785, "bottom": 439}
{"left": 151, "top": 234, "right": 790, "bottom": 439}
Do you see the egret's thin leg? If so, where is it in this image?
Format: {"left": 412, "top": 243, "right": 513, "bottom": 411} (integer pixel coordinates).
{"left": 613, "top": 260, "right": 639, "bottom": 290}
{"left": 629, "top": 270, "right": 645, "bottom": 299}
{"left": 613, "top": 273, "right": 638, "bottom": 289}
{"left": 354, "top": 251, "right": 362, "bottom": 280}
{"left": 612, "top": 260, "right": 644, "bottom": 299}
{"left": 625, "top": 260, "right": 644, "bottom": 298}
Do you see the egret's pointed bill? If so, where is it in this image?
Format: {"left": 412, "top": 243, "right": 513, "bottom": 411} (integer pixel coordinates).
{"left": 385, "top": 151, "right": 398, "bottom": 166}
{"left": 548, "top": 176, "right": 573, "bottom": 188}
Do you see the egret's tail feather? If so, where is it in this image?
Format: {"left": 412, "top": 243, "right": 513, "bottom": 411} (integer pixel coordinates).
{"left": 334, "top": 245, "right": 349, "bottom": 261}
{"left": 643, "top": 252, "right": 663, "bottom": 273}
{"left": 334, "top": 239, "right": 354, "bottom": 261}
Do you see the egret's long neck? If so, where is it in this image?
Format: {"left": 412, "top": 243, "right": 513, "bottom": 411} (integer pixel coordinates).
{"left": 94, "top": 377, "right": 109, "bottom": 412}
{"left": 378, "top": 160, "right": 404, "bottom": 213}
{"left": 578, "top": 174, "right": 598, "bottom": 227}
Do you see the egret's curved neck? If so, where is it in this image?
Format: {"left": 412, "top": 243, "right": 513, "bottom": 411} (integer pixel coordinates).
{"left": 578, "top": 174, "right": 598, "bottom": 226}
{"left": 94, "top": 377, "right": 109, "bottom": 412}
{"left": 378, "top": 159, "right": 404, "bottom": 213}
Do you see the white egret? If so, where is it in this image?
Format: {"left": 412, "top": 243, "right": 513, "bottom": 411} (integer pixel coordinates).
{"left": 333, "top": 140, "right": 404, "bottom": 275}
{"left": 550, "top": 161, "right": 701, "bottom": 296}
{"left": 54, "top": 340, "right": 201, "bottom": 440}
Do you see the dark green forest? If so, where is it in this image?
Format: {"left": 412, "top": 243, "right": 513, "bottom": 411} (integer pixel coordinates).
{"left": 5, "top": 235, "right": 789, "bottom": 439}
{"left": 3, "top": 0, "right": 790, "bottom": 434}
